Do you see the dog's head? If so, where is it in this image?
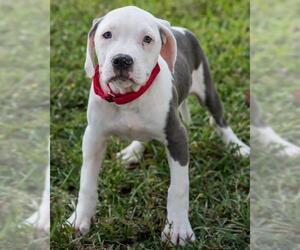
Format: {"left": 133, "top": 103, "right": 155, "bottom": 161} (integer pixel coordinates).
{"left": 85, "top": 6, "right": 177, "bottom": 93}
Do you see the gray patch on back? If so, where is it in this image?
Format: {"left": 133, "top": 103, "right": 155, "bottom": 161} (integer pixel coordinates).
{"left": 171, "top": 28, "right": 205, "bottom": 105}
{"left": 171, "top": 27, "right": 227, "bottom": 127}
{"left": 164, "top": 27, "right": 229, "bottom": 164}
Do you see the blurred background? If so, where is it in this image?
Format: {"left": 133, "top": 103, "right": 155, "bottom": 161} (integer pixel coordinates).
{"left": 0, "top": 0, "right": 49, "bottom": 249}
{"left": 251, "top": 0, "right": 300, "bottom": 249}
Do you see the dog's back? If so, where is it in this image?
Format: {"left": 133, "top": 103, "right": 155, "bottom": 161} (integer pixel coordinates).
{"left": 171, "top": 27, "right": 208, "bottom": 105}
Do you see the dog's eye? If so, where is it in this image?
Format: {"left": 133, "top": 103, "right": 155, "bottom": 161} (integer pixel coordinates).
{"left": 103, "top": 31, "right": 112, "bottom": 39}
{"left": 143, "top": 35, "right": 152, "bottom": 44}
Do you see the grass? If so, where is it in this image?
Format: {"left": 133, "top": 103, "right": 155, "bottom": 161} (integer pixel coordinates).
{"left": 50, "top": 0, "right": 250, "bottom": 249}
{"left": 251, "top": 0, "right": 300, "bottom": 249}
{"left": 0, "top": 0, "right": 49, "bottom": 249}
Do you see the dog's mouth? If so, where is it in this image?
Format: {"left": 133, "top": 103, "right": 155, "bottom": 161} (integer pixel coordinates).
{"left": 106, "top": 73, "right": 139, "bottom": 93}
{"left": 108, "top": 75, "right": 135, "bottom": 83}
{"left": 107, "top": 73, "right": 136, "bottom": 84}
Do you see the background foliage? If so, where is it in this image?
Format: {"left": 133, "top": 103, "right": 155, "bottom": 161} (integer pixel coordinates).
{"left": 0, "top": 0, "right": 49, "bottom": 249}
{"left": 251, "top": 0, "right": 300, "bottom": 249}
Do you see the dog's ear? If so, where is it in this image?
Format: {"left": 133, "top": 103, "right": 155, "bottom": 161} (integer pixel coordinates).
{"left": 85, "top": 17, "right": 103, "bottom": 78}
{"left": 156, "top": 18, "right": 177, "bottom": 72}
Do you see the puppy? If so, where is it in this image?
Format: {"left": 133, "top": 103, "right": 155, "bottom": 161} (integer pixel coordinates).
{"left": 67, "top": 6, "right": 250, "bottom": 246}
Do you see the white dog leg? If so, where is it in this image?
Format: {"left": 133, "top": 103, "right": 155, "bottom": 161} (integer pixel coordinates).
{"left": 251, "top": 126, "right": 300, "bottom": 157}
{"left": 116, "top": 140, "right": 145, "bottom": 166}
{"left": 210, "top": 117, "right": 250, "bottom": 157}
{"left": 67, "top": 126, "right": 107, "bottom": 235}
{"left": 24, "top": 164, "right": 50, "bottom": 232}
{"left": 161, "top": 152, "right": 195, "bottom": 246}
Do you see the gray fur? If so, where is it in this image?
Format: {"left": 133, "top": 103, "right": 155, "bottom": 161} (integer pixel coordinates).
{"left": 171, "top": 28, "right": 227, "bottom": 126}
{"left": 88, "top": 18, "right": 102, "bottom": 38}
{"left": 165, "top": 87, "right": 189, "bottom": 166}
{"left": 171, "top": 29, "right": 201, "bottom": 104}
{"left": 165, "top": 28, "right": 228, "bottom": 164}
{"left": 201, "top": 55, "right": 227, "bottom": 127}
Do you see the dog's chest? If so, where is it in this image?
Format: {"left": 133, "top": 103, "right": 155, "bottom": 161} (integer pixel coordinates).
{"left": 109, "top": 105, "right": 167, "bottom": 141}
{"left": 88, "top": 60, "right": 174, "bottom": 142}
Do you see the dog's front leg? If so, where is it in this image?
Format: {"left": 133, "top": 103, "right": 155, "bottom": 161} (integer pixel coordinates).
{"left": 161, "top": 109, "right": 195, "bottom": 246}
{"left": 67, "top": 125, "right": 107, "bottom": 235}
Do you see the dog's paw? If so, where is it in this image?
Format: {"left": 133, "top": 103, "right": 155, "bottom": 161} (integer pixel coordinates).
{"left": 161, "top": 219, "right": 195, "bottom": 246}
{"left": 24, "top": 206, "right": 50, "bottom": 233}
{"left": 278, "top": 144, "right": 300, "bottom": 157}
{"left": 235, "top": 143, "right": 250, "bottom": 157}
{"left": 66, "top": 212, "right": 91, "bottom": 235}
{"left": 116, "top": 141, "right": 144, "bottom": 167}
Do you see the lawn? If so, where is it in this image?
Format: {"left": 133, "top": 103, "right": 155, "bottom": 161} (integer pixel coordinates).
{"left": 50, "top": 0, "right": 250, "bottom": 249}
{"left": 0, "top": 0, "right": 49, "bottom": 249}
{"left": 251, "top": 0, "right": 300, "bottom": 249}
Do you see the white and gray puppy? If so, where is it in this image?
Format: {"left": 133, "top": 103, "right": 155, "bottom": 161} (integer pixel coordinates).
{"left": 67, "top": 6, "right": 250, "bottom": 246}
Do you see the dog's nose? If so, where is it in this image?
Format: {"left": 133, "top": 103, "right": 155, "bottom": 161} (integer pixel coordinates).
{"left": 112, "top": 54, "right": 133, "bottom": 70}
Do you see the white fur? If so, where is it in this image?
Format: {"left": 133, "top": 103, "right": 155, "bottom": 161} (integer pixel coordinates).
{"left": 209, "top": 117, "right": 250, "bottom": 156}
{"left": 67, "top": 126, "right": 107, "bottom": 234}
{"left": 178, "top": 100, "right": 191, "bottom": 125}
{"left": 24, "top": 141, "right": 50, "bottom": 233}
{"left": 116, "top": 140, "right": 145, "bottom": 165}
{"left": 215, "top": 124, "right": 250, "bottom": 156}
{"left": 93, "top": 7, "right": 164, "bottom": 94}
{"left": 87, "top": 56, "right": 173, "bottom": 141}
{"left": 24, "top": 165, "right": 50, "bottom": 232}
{"left": 190, "top": 63, "right": 206, "bottom": 102}
{"left": 68, "top": 56, "right": 175, "bottom": 235}
{"left": 192, "top": 64, "right": 250, "bottom": 156}
{"left": 161, "top": 151, "right": 195, "bottom": 246}
{"left": 172, "top": 26, "right": 186, "bottom": 35}
{"left": 251, "top": 126, "right": 300, "bottom": 157}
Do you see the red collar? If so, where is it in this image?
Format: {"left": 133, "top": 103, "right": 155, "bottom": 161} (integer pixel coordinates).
{"left": 93, "top": 63, "right": 160, "bottom": 105}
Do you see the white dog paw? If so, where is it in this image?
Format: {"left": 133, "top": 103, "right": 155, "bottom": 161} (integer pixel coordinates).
{"left": 212, "top": 122, "right": 250, "bottom": 158}
{"left": 116, "top": 141, "right": 144, "bottom": 166}
{"left": 24, "top": 209, "right": 50, "bottom": 233}
{"left": 161, "top": 220, "right": 195, "bottom": 246}
{"left": 66, "top": 212, "right": 91, "bottom": 235}
{"left": 236, "top": 143, "right": 250, "bottom": 157}
{"left": 37, "top": 214, "right": 50, "bottom": 232}
{"left": 279, "top": 144, "right": 300, "bottom": 157}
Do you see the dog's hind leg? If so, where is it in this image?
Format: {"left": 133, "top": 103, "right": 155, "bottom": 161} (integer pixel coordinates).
{"left": 190, "top": 59, "right": 250, "bottom": 157}
{"left": 117, "top": 140, "right": 145, "bottom": 168}
{"left": 251, "top": 95, "right": 300, "bottom": 157}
